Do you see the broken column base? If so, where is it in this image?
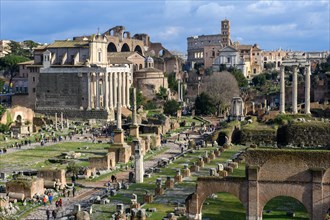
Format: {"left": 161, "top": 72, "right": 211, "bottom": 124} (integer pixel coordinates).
{"left": 108, "top": 143, "right": 132, "bottom": 164}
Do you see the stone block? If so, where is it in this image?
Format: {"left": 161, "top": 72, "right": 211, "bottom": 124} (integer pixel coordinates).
{"left": 155, "top": 187, "right": 164, "bottom": 196}
{"left": 203, "top": 157, "right": 210, "bottom": 164}
{"left": 182, "top": 169, "right": 191, "bottom": 178}
{"left": 174, "top": 174, "right": 182, "bottom": 183}
{"left": 143, "top": 194, "right": 153, "bottom": 203}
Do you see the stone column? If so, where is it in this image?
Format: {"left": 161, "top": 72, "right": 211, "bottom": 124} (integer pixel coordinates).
{"left": 114, "top": 72, "right": 117, "bottom": 108}
{"left": 117, "top": 79, "right": 122, "bottom": 130}
{"left": 252, "top": 102, "right": 255, "bottom": 114}
{"left": 109, "top": 72, "right": 113, "bottom": 109}
{"left": 280, "top": 66, "right": 285, "bottom": 113}
{"left": 132, "top": 88, "right": 137, "bottom": 125}
{"left": 87, "top": 73, "right": 91, "bottom": 110}
{"left": 60, "top": 112, "right": 64, "bottom": 130}
{"left": 134, "top": 140, "right": 144, "bottom": 183}
{"left": 96, "top": 72, "right": 100, "bottom": 110}
{"left": 181, "top": 82, "right": 184, "bottom": 101}
{"left": 105, "top": 72, "right": 109, "bottom": 111}
{"left": 122, "top": 72, "right": 126, "bottom": 107}
{"left": 126, "top": 72, "right": 130, "bottom": 108}
{"left": 292, "top": 66, "right": 298, "bottom": 114}
{"left": 54, "top": 113, "right": 58, "bottom": 130}
{"left": 178, "top": 80, "right": 181, "bottom": 102}
{"left": 305, "top": 65, "right": 311, "bottom": 114}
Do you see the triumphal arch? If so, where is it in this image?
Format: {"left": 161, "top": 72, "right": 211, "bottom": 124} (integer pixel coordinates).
{"left": 186, "top": 149, "right": 330, "bottom": 220}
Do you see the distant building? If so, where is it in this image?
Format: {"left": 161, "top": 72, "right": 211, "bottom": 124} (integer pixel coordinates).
{"left": 0, "top": 40, "right": 11, "bottom": 57}
{"left": 187, "top": 19, "right": 231, "bottom": 69}
{"left": 14, "top": 26, "right": 181, "bottom": 120}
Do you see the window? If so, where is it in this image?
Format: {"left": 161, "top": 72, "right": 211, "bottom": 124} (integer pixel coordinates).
{"left": 33, "top": 77, "right": 35, "bottom": 82}
{"left": 227, "top": 57, "right": 231, "bottom": 63}
{"left": 253, "top": 69, "right": 257, "bottom": 74}
{"left": 33, "top": 88, "right": 36, "bottom": 93}
{"left": 98, "top": 51, "right": 102, "bottom": 62}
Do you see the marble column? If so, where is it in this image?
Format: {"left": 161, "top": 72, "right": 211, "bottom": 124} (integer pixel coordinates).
{"left": 292, "top": 66, "right": 298, "bottom": 114}
{"left": 117, "top": 85, "right": 122, "bottom": 130}
{"left": 54, "top": 113, "right": 58, "bottom": 130}
{"left": 114, "top": 72, "right": 117, "bottom": 108}
{"left": 178, "top": 80, "right": 181, "bottom": 102}
{"left": 105, "top": 72, "right": 109, "bottom": 111}
{"left": 134, "top": 140, "right": 144, "bottom": 183}
{"left": 126, "top": 72, "right": 130, "bottom": 108}
{"left": 132, "top": 88, "right": 137, "bottom": 125}
{"left": 305, "top": 65, "right": 311, "bottom": 114}
{"left": 96, "top": 72, "right": 100, "bottom": 110}
{"left": 280, "top": 66, "right": 285, "bottom": 113}
{"left": 87, "top": 73, "right": 91, "bottom": 110}
{"left": 122, "top": 72, "right": 126, "bottom": 106}
{"left": 109, "top": 72, "right": 113, "bottom": 109}
{"left": 60, "top": 112, "right": 64, "bottom": 130}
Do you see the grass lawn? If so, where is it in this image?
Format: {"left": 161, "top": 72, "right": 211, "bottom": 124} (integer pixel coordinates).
{"left": 0, "top": 142, "right": 109, "bottom": 172}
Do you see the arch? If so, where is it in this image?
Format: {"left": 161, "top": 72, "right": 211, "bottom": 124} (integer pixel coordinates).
{"left": 139, "top": 64, "right": 143, "bottom": 69}
{"left": 262, "top": 196, "right": 309, "bottom": 219}
{"left": 258, "top": 182, "right": 311, "bottom": 217}
{"left": 107, "top": 42, "right": 117, "bottom": 52}
{"left": 202, "top": 192, "right": 246, "bottom": 220}
{"left": 258, "top": 154, "right": 311, "bottom": 182}
{"left": 134, "top": 45, "right": 143, "bottom": 55}
{"left": 158, "top": 49, "right": 165, "bottom": 57}
{"left": 323, "top": 168, "right": 330, "bottom": 183}
{"left": 121, "top": 43, "right": 130, "bottom": 52}
{"left": 277, "top": 61, "right": 281, "bottom": 68}
{"left": 16, "top": 115, "right": 22, "bottom": 124}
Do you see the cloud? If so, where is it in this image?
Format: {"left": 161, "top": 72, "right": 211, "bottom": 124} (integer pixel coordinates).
{"left": 158, "top": 26, "right": 183, "bottom": 39}
{"left": 164, "top": 0, "right": 193, "bottom": 19}
{"left": 247, "top": 0, "right": 286, "bottom": 15}
{"left": 196, "top": 2, "right": 235, "bottom": 19}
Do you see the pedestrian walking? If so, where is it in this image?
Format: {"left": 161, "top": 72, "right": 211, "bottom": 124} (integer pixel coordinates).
{"left": 52, "top": 209, "right": 57, "bottom": 219}
{"left": 46, "top": 209, "right": 50, "bottom": 220}
{"left": 55, "top": 200, "right": 59, "bottom": 208}
{"left": 48, "top": 193, "right": 53, "bottom": 205}
{"left": 59, "top": 198, "right": 63, "bottom": 208}
{"left": 43, "top": 196, "right": 47, "bottom": 206}
{"left": 72, "top": 187, "right": 76, "bottom": 197}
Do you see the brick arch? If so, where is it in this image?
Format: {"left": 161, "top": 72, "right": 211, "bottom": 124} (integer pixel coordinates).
{"left": 258, "top": 154, "right": 311, "bottom": 182}
{"left": 261, "top": 195, "right": 310, "bottom": 218}
{"left": 323, "top": 168, "right": 330, "bottom": 183}
{"left": 258, "top": 183, "right": 311, "bottom": 217}
{"left": 186, "top": 177, "right": 247, "bottom": 219}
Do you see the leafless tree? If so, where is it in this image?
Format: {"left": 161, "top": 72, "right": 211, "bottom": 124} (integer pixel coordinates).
{"left": 200, "top": 71, "right": 239, "bottom": 115}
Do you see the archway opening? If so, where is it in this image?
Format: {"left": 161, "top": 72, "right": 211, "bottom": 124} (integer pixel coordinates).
{"left": 16, "top": 115, "right": 22, "bottom": 125}
{"left": 107, "top": 42, "right": 117, "bottom": 52}
{"left": 121, "top": 43, "right": 130, "bottom": 52}
{"left": 134, "top": 45, "right": 142, "bottom": 55}
{"left": 202, "top": 192, "right": 246, "bottom": 220}
{"left": 263, "top": 196, "right": 309, "bottom": 219}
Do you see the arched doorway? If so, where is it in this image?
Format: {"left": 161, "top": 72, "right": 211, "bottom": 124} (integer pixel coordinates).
{"left": 16, "top": 115, "right": 22, "bottom": 125}
{"left": 121, "top": 43, "right": 130, "bottom": 52}
{"left": 134, "top": 45, "right": 142, "bottom": 55}
{"left": 107, "top": 42, "right": 117, "bottom": 52}
{"left": 202, "top": 192, "right": 246, "bottom": 220}
{"left": 263, "top": 196, "right": 309, "bottom": 219}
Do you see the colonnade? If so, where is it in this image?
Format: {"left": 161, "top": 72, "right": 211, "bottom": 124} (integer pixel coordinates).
{"left": 87, "top": 71, "right": 131, "bottom": 110}
{"left": 279, "top": 64, "right": 311, "bottom": 114}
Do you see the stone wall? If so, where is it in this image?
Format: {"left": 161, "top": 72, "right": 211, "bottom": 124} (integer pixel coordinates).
{"left": 6, "top": 178, "right": 44, "bottom": 199}
{"left": 277, "top": 121, "right": 330, "bottom": 147}
{"left": 36, "top": 72, "right": 84, "bottom": 110}
{"left": 89, "top": 152, "right": 116, "bottom": 170}
{"left": 34, "top": 109, "right": 109, "bottom": 120}
{"left": 238, "top": 124, "right": 277, "bottom": 146}
{"left": 37, "top": 169, "right": 66, "bottom": 187}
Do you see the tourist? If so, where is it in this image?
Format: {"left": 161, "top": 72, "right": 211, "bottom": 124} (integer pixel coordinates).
{"left": 48, "top": 193, "right": 53, "bottom": 205}
{"left": 59, "top": 198, "right": 63, "bottom": 208}
{"left": 67, "top": 190, "right": 70, "bottom": 197}
{"left": 62, "top": 188, "right": 66, "bottom": 197}
{"left": 52, "top": 209, "right": 57, "bottom": 219}
{"left": 43, "top": 196, "right": 47, "bottom": 206}
{"left": 111, "top": 175, "right": 116, "bottom": 183}
{"left": 72, "top": 187, "right": 76, "bottom": 197}
{"left": 46, "top": 209, "right": 50, "bottom": 220}
{"left": 71, "top": 175, "right": 76, "bottom": 186}
{"left": 55, "top": 200, "right": 59, "bottom": 208}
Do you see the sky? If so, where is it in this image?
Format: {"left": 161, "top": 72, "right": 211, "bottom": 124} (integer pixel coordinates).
{"left": 0, "top": 0, "right": 329, "bottom": 53}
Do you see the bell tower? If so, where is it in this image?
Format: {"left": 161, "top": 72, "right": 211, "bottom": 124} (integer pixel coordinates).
{"left": 221, "top": 19, "right": 230, "bottom": 47}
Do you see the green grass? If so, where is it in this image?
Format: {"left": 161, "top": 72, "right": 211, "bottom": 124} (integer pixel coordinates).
{"left": 203, "top": 192, "right": 246, "bottom": 220}
{"left": 263, "top": 196, "right": 309, "bottom": 219}
{"left": 0, "top": 142, "right": 109, "bottom": 172}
